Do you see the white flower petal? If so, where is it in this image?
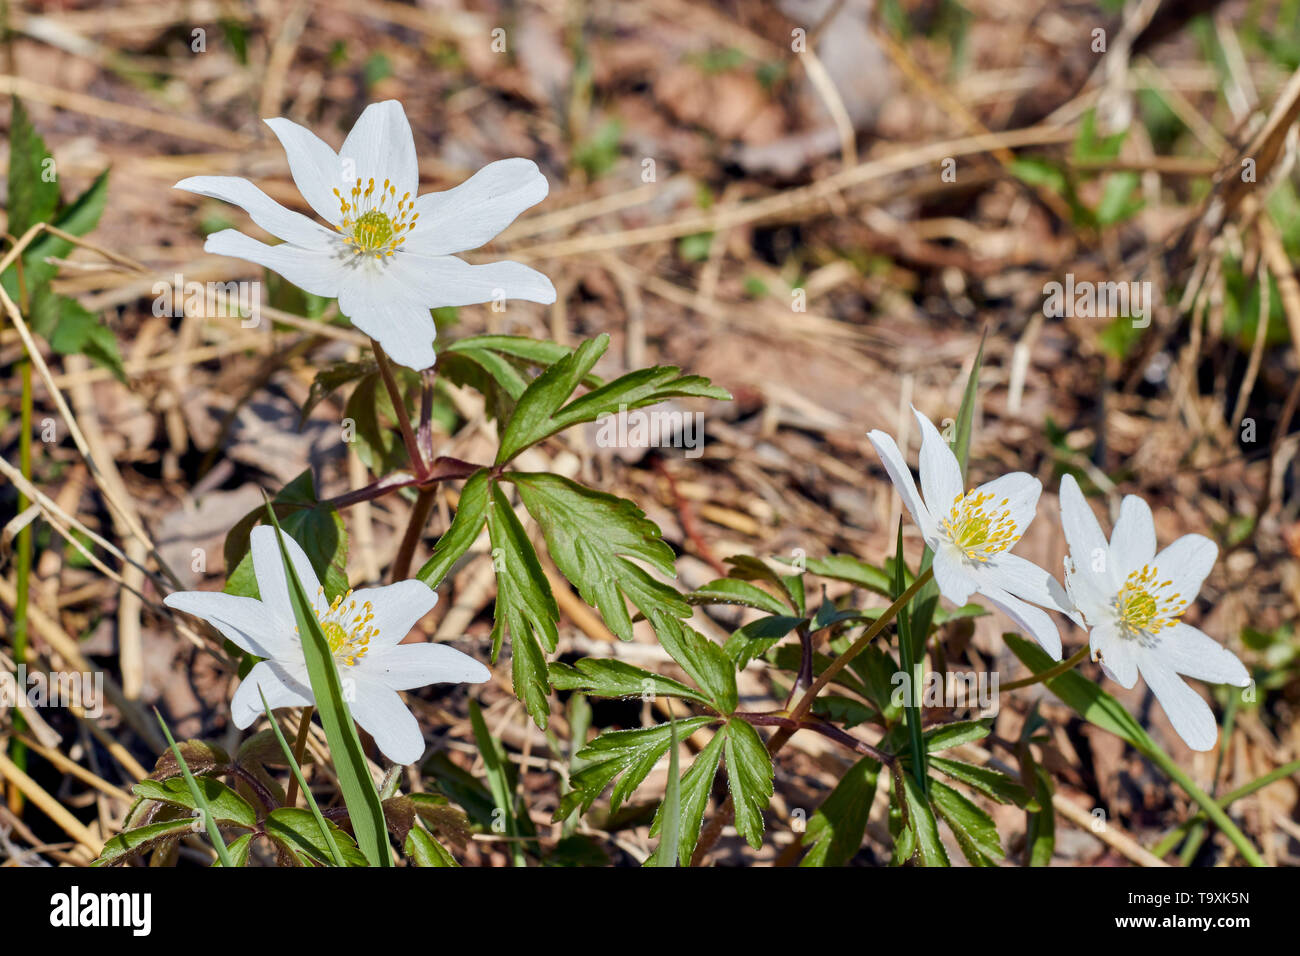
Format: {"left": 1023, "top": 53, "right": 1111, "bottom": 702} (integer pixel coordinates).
{"left": 349, "top": 580, "right": 439, "bottom": 649}
{"left": 1058, "top": 473, "right": 1117, "bottom": 602}
{"left": 203, "top": 230, "right": 342, "bottom": 299}
{"left": 980, "top": 583, "right": 1062, "bottom": 660}
{"left": 1159, "top": 623, "right": 1249, "bottom": 687}
{"left": 336, "top": 265, "right": 437, "bottom": 370}
{"left": 981, "top": 552, "right": 1063, "bottom": 610}
{"left": 230, "top": 660, "right": 313, "bottom": 729}
{"left": 1110, "top": 493, "right": 1157, "bottom": 577}
{"left": 249, "top": 525, "right": 327, "bottom": 624}
{"left": 931, "top": 546, "right": 977, "bottom": 605}
{"left": 912, "top": 407, "right": 964, "bottom": 519}
{"left": 349, "top": 678, "right": 425, "bottom": 764}
{"left": 866, "top": 429, "right": 937, "bottom": 542}
{"left": 163, "top": 590, "right": 289, "bottom": 659}
{"left": 1154, "top": 533, "right": 1217, "bottom": 606}
{"left": 392, "top": 252, "right": 557, "bottom": 308}
{"left": 264, "top": 117, "right": 344, "bottom": 225}
{"left": 403, "top": 158, "right": 549, "bottom": 256}
{"left": 340, "top": 100, "right": 418, "bottom": 200}
{"left": 175, "top": 176, "right": 336, "bottom": 249}
{"left": 359, "top": 641, "right": 491, "bottom": 690}
{"left": 1088, "top": 621, "right": 1138, "bottom": 688}
{"left": 1138, "top": 658, "right": 1219, "bottom": 751}
{"left": 970, "top": 471, "right": 1041, "bottom": 544}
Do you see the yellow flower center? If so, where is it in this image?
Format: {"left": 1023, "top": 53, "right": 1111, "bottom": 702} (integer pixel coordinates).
{"left": 1114, "top": 565, "right": 1184, "bottom": 636}
{"left": 297, "top": 587, "right": 377, "bottom": 667}
{"left": 941, "top": 489, "right": 1018, "bottom": 562}
{"left": 332, "top": 177, "right": 417, "bottom": 259}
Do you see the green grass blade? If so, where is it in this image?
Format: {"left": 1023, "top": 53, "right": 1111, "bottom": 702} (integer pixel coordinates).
{"left": 154, "top": 709, "right": 233, "bottom": 868}
{"left": 951, "top": 328, "right": 986, "bottom": 482}
{"left": 468, "top": 698, "right": 528, "bottom": 866}
{"left": 258, "top": 689, "right": 346, "bottom": 867}
{"left": 262, "top": 501, "right": 390, "bottom": 866}
{"left": 894, "top": 523, "right": 927, "bottom": 792}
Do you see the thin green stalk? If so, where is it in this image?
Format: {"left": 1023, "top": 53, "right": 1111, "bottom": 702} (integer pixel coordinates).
{"left": 788, "top": 566, "right": 934, "bottom": 724}
{"left": 8, "top": 256, "right": 32, "bottom": 812}
{"left": 691, "top": 566, "right": 932, "bottom": 866}
{"left": 259, "top": 694, "right": 345, "bottom": 867}
{"left": 1001, "top": 644, "right": 1090, "bottom": 692}
{"left": 283, "top": 706, "right": 314, "bottom": 808}
{"left": 155, "top": 709, "right": 233, "bottom": 868}
{"left": 370, "top": 338, "right": 425, "bottom": 477}
{"left": 391, "top": 486, "right": 436, "bottom": 582}
{"left": 1152, "top": 757, "right": 1300, "bottom": 860}
{"left": 1145, "top": 747, "right": 1266, "bottom": 867}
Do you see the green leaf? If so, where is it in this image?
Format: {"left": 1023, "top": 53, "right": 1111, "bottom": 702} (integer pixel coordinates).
{"left": 344, "top": 368, "right": 419, "bottom": 475}
{"left": 930, "top": 779, "right": 1003, "bottom": 865}
{"left": 548, "top": 658, "right": 710, "bottom": 706}
{"left": 800, "top": 756, "right": 881, "bottom": 866}
{"left": 132, "top": 776, "right": 256, "bottom": 829}
{"left": 724, "top": 719, "right": 773, "bottom": 849}
{"left": 562, "top": 717, "right": 717, "bottom": 818}
{"left": 649, "top": 727, "right": 725, "bottom": 866}
{"left": 895, "top": 767, "right": 948, "bottom": 866}
{"left": 20, "top": 168, "right": 112, "bottom": 292}
{"left": 447, "top": 334, "right": 608, "bottom": 381}
{"left": 723, "top": 614, "right": 804, "bottom": 668}
{"left": 496, "top": 334, "right": 730, "bottom": 463}
{"left": 929, "top": 757, "right": 1032, "bottom": 807}
{"left": 802, "top": 555, "right": 892, "bottom": 596}
{"left": 405, "top": 824, "right": 459, "bottom": 866}
{"left": 923, "top": 719, "right": 991, "bottom": 753}
{"left": 7, "top": 97, "right": 59, "bottom": 238}
{"left": 416, "top": 468, "right": 490, "bottom": 587}
{"left": 486, "top": 481, "right": 559, "bottom": 727}
{"left": 511, "top": 471, "right": 689, "bottom": 640}
{"left": 654, "top": 615, "right": 738, "bottom": 714}
{"left": 652, "top": 714, "right": 682, "bottom": 867}
{"left": 30, "top": 290, "right": 125, "bottom": 382}
{"left": 94, "top": 818, "right": 195, "bottom": 866}
{"left": 726, "top": 555, "right": 802, "bottom": 612}
{"left": 300, "top": 359, "right": 374, "bottom": 424}
{"left": 212, "top": 832, "right": 254, "bottom": 867}
{"left": 265, "top": 807, "right": 368, "bottom": 866}
{"left": 687, "top": 577, "right": 791, "bottom": 615}
{"left": 262, "top": 504, "right": 389, "bottom": 866}
{"left": 496, "top": 335, "right": 609, "bottom": 463}
{"left": 224, "top": 470, "right": 348, "bottom": 603}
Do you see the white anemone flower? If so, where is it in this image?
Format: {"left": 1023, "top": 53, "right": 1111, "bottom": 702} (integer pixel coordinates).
{"left": 1057, "top": 474, "right": 1249, "bottom": 751}
{"left": 867, "top": 407, "right": 1065, "bottom": 659}
{"left": 175, "top": 100, "right": 555, "bottom": 371}
{"left": 163, "top": 526, "right": 490, "bottom": 765}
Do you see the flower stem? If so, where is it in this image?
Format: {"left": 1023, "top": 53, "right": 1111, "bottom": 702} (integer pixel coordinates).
{"left": 1145, "top": 744, "right": 1266, "bottom": 867}
{"left": 1150, "top": 757, "right": 1300, "bottom": 859}
{"left": 691, "top": 566, "right": 933, "bottom": 865}
{"left": 369, "top": 338, "right": 425, "bottom": 478}
{"left": 788, "top": 566, "right": 934, "bottom": 725}
{"left": 1000, "top": 644, "right": 1090, "bottom": 691}
{"left": 284, "top": 706, "right": 314, "bottom": 808}
{"left": 391, "top": 486, "right": 437, "bottom": 582}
